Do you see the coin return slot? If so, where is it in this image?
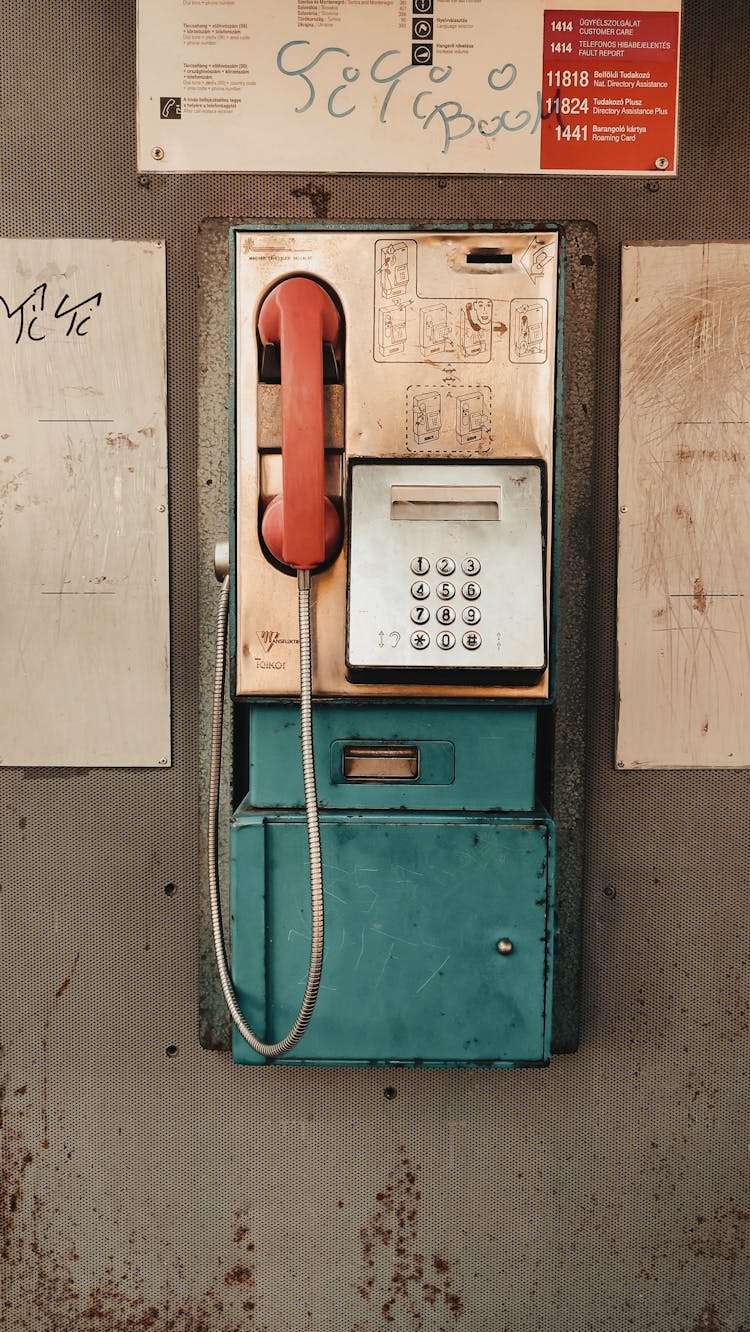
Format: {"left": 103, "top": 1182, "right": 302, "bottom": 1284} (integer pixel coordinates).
{"left": 465, "top": 249, "right": 513, "bottom": 265}
{"left": 342, "top": 745, "right": 420, "bottom": 782}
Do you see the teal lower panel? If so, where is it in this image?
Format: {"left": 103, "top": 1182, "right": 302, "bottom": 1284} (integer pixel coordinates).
{"left": 247, "top": 703, "right": 538, "bottom": 811}
{"left": 230, "top": 810, "right": 553, "bottom": 1066}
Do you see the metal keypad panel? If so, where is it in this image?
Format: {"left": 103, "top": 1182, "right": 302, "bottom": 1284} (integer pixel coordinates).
{"left": 347, "top": 462, "right": 546, "bottom": 676}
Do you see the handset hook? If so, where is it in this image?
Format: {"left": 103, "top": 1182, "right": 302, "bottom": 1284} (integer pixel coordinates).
{"left": 258, "top": 277, "right": 343, "bottom": 571}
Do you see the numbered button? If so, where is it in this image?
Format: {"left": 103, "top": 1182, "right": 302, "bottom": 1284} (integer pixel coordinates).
{"left": 411, "top": 630, "right": 430, "bottom": 650}
{"left": 411, "top": 580, "right": 430, "bottom": 600}
{"left": 462, "top": 630, "right": 482, "bottom": 651}
{"left": 411, "top": 555, "right": 430, "bottom": 575}
{"left": 462, "top": 606, "right": 481, "bottom": 625}
{"left": 435, "top": 556, "right": 456, "bottom": 576}
{"left": 462, "top": 581, "right": 481, "bottom": 601}
{"left": 436, "top": 581, "right": 455, "bottom": 600}
{"left": 411, "top": 605, "right": 430, "bottom": 625}
{"left": 462, "top": 556, "right": 481, "bottom": 576}
{"left": 435, "top": 605, "right": 455, "bottom": 625}
{"left": 436, "top": 630, "right": 455, "bottom": 650}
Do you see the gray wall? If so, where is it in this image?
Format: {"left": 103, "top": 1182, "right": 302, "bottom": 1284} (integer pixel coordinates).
{"left": 1, "top": 3, "right": 748, "bottom": 1329}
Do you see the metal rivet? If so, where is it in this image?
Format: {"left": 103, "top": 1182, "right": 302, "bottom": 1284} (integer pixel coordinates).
{"left": 654, "top": 156, "right": 669, "bottom": 171}
{"left": 620, "top": 505, "right": 628, "bottom": 513}
{"left": 151, "top": 146, "right": 165, "bottom": 161}
{"left": 497, "top": 939, "right": 513, "bottom": 955}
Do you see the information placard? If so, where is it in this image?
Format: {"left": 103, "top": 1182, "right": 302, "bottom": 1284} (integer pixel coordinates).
{"left": 137, "top": 0, "right": 680, "bottom": 175}
{"left": 540, "top": 10, "right": 679, "bottom": 171}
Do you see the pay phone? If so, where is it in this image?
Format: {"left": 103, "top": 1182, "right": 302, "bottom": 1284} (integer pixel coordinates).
{"left": 209, "top": 226, "right": 563, "bottom": 1066}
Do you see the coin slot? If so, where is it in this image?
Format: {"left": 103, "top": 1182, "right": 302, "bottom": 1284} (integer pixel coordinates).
{"left": 342, "top": 744, "right": 420, "bottom": 782}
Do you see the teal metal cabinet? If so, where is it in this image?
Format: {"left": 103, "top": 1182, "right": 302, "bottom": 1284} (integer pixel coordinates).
{"left": 231, "top": 810, "right": 554, "bottom": 1066}
{"left": 248, "top": 703, "right": 538, "bottom": 812}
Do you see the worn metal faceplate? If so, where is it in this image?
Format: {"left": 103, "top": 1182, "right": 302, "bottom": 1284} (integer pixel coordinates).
{"left": 347, "top": 461, "right": 545, "bottom": 675}
{"left": 234, "top": 227, "right": 558, "bottom": 700}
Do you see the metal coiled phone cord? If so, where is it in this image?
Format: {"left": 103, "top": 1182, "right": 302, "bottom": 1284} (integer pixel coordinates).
{"left": 209, "top": 570, "right": 324, "bottom": 1057}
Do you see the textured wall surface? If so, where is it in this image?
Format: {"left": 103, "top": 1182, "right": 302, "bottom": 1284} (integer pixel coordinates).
{"left": 1, "top": 3, "right": 748, "bottom": 1330}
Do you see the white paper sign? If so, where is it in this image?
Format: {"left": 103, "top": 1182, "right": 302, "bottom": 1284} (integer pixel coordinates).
{"left": 0, "top": 239, "right": 171, "bottom": 767}
{"left": 137, "top": 0, "right": 680, "bottom": 176}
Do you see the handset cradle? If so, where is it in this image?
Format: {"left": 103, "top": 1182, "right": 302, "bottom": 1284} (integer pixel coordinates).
{"left": 258, "top": 276, "right": 342, "bottom": 571}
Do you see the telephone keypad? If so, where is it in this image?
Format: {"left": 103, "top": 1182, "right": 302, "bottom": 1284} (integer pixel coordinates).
{"left": 348, "top": 462, "right": 545, "bottom": 676}
{"left": 407, "top": 553, "right": 486, "bottom": 656}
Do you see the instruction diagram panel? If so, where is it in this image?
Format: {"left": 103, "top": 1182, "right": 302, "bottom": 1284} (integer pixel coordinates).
{"left": 137, "top": 0, "right": 680, "bottom": 175}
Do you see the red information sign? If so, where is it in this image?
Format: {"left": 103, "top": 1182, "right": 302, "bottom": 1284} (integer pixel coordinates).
{"left": 540, "top": 9, "right": 679, "bottom": 172}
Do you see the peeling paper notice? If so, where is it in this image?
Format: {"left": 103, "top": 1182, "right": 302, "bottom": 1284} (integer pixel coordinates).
{"left": 136, "top": 0, "right": 680, "bottom": 175}
{"left": 0, "top": 239, "right": 170, "bottom": 767}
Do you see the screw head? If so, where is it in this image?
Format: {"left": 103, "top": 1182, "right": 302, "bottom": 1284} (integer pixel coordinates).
{"left": 497, "top": 938, "right": 513, "bottom": 955}
{"left": 654, "top": 156, "right": 669, "bottom": 171}
{"left": 151, "top": 146, "right": 165, "bottom": 162}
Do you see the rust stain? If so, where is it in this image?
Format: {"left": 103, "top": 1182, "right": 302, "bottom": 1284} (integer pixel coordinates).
{"left": 691, "top": 1304, "right": 727, "bottom": 1332}
{"left": 1, "top": 1059, "right": 34, "bottom": 1266}
{"left": 224, "top": 1264, "right": 254, "bottom": 1287}
{"left": 290, "top": 183, "right": 332, "bottom": 219}
{"left": 693, "top": 578, "right": 707, "bottom": 614}
{"left": 2, "top": 1037, "right": 269, "bottom": 1330}
{"left": 677, "top": 447, "right": 743, "bottom": 464}
{"left": 105, "top": 432, "right": 139, "bottom": 450}
{"left": 54, "top": 952, "right": 80, "bottom": 1002}
{"left": 688, "top": 1199, "right": 750, "bottom": 1275}
{"left": 356, "top": 1146, "right": 463, "bottom": 1328}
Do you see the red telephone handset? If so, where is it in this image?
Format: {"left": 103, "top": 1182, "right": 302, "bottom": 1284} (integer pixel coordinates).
{"left": 258, "top": 277, "right": 343, "bottom": 571}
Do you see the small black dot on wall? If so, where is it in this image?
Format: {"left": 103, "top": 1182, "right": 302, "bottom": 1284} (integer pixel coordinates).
{"left": 164, "top": 883, "right": 176, "bottom": 897}
{"left": 166, "top": 1045, "right": 178, "bottom": 1058}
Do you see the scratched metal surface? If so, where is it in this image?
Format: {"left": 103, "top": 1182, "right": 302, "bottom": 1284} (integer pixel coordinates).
{"left": 1, "top": 2, "right": 748, "bottom": 1330}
